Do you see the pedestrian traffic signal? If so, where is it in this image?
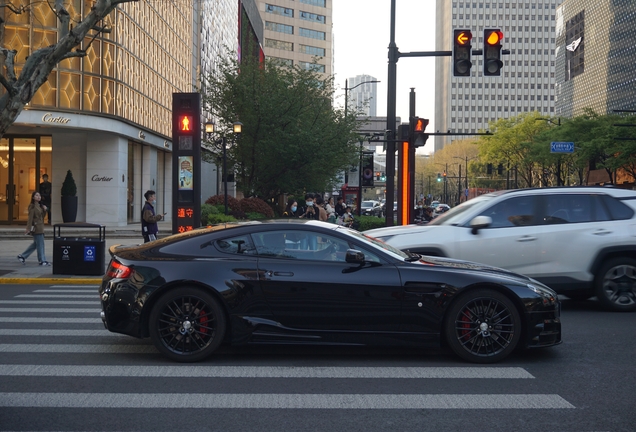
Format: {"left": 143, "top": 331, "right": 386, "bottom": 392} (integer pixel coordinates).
{"left": 483, "top": 29, "right": 504, "bottom": 76}
{"left": 437, "top": 173, "right": 442, "bottom": 182}
{"left": 362, "top": 153, "right": 374, "bottom": 187}
{"left": 453, "top": 29, "right": 472, "bottom": 77}
{"left": 409, "top": 116, "right": 429, "bottom": 148}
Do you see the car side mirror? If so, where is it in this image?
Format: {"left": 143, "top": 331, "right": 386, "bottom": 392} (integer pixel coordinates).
{"left": 345, "top": 249, "right": 365, "bottom": 264}
{"left": 469, "top": 215, "right": 492, "bottom": 235}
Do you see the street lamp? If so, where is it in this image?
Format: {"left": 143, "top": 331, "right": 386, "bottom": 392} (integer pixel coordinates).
{"left": 345, "top": 78, "right": 380, "bottom": 118}
{"left": 204, "top": 120, "right": 243, "bottom": 215}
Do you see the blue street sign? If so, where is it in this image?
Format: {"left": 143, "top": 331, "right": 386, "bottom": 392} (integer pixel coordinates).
{"left": 550, "top": 142, "right": 574, "bottom": 153}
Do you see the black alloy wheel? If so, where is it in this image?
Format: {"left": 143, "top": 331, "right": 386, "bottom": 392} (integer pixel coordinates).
{"left": 149, "top": 287, "right": 226, "bottom": 362}
{"left": 444, "top": 289, "right": 521, "bottom": 363}
{"left": 595, "top": 257, "right": 636, "bottom": 312}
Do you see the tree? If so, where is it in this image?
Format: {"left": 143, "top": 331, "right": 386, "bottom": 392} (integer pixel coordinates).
{"left": 201, "top": 52, "right": 361, "bottom": 202}
{"left": 0, "top": 0, "right": 132, "bottom": 138}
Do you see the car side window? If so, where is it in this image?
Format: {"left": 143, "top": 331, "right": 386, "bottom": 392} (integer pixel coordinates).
{"left": 601, "top": 195, "right": 635, "bottom": 220}
{"left": 214, "top": 235, "right": 256, "bottom": 255}
{"left": 543, "top": 194, "right": 593, "bottom": 224}
{"left": 253, "top": 230, "right": 351, "bottom": 262}
{"left": 479, "top": 196, "right": 537, "bottom": 228}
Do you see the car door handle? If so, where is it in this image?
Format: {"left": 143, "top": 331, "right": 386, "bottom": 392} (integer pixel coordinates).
{"left": 517, "top": 236, "right": 537, "bottom": 242}
{"left": 593, "top": 229, "right": 611, "bottom": 236}
{"left": 265, "top": 271, "right": 294, "bottom": 277}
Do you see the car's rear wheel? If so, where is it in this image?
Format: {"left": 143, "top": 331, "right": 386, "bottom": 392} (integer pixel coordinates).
{"left": 444, "top": 289, "right": 521, "bottom": 363}
{"left": 595, "top": 258, "right": 636, "bottom": 312}
{"left": 149, "top": 286, "right": 226, "bottom": 362}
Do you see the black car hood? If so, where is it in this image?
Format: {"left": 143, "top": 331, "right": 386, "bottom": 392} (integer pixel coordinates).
{"left": 416, "top": 255, "right": 533, "bottom": 283}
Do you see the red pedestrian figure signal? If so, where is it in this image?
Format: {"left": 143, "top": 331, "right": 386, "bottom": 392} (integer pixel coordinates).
{"left": 179, "top": 115, "right": 193, "bottom": 132}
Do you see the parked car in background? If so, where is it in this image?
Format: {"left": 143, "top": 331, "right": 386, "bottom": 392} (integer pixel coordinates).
{"left": 430, "top": 201, "right": 440, "bottom": 209}
{"left": 100, "top": 220, "right": 561, "bottom": 363}
{"left": 433, "top": 204, "right": 451, "bottom": 216}
{"left": 361, "top": 200, "right": 383, "bottom": 217}
{"left": 365, "top": 187, "right": 636, "bottom": 312}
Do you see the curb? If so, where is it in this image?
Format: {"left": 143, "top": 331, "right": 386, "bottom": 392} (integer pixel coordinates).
{"left": 0, "top": 277, "right": 102, "bottom": 285}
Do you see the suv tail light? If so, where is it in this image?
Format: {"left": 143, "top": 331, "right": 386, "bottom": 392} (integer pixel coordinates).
{"left": 106, "top": 261, "right": 132, "bottom": 279}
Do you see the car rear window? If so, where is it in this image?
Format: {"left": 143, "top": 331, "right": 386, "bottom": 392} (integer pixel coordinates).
{"left": 601, "top": 195, "right": 635, "bottom": 220}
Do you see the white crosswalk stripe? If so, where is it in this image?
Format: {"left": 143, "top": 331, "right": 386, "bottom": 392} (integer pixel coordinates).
{"left": 0, "top": 284, "right": 576, "bottom": 416}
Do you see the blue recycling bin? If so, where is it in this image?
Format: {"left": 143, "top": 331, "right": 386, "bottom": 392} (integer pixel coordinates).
{"left": 53, "top": 223, "right": 106, "bottom": 276}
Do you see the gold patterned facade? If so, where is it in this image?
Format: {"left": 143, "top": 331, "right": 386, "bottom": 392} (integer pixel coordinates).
{"left": 1, "top": 0, "right": 195, "bottom": 138}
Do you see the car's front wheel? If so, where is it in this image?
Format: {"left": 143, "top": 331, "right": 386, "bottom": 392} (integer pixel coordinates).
{"left": 149, "top": 286, "right": 226, "bottom": 362}
{"left": 595, "top": 257, "right": 636, "bottom": 312}
{"left": 444, "top": 289, "right": 521, "bottom": 363}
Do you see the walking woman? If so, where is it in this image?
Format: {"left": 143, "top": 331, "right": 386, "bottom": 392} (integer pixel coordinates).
{"left": 17, "top": 191, "right": 50, "bottom": 266}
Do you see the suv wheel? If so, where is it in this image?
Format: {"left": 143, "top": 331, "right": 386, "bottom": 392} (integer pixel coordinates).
{"left": 595, "top": 257, "right": 636, "bottom": 312}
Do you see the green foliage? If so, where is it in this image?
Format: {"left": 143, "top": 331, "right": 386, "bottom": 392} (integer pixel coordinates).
{"left": 239, "top": 197, "right": 275, "bottom": 218}
{"left": 205, "top": 195, "right": 241, "bottom": 212}
{"left": 246, "top": 212, "right": 267, "bottom": 220}
{"left": 356, "top": 216, "right": 388, "bottom": 232}
{"left": 207, "top": 213, "right": 238, "bottom": 224}
{"left": 60, "top": 170, "right": 77, "bottom": 197}
{"left": 201, "top": 204, "right": 219, "bottom": 226}
{"left": 201, "top": 51, "right": 363, "bottom": 203}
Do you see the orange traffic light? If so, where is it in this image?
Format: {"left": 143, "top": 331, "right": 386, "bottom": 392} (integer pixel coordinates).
{"left": 453, "top": 29, "right": 472, "bottom": 77}
{"left": 483, "top": 29, "right": 504, "bottom": 76}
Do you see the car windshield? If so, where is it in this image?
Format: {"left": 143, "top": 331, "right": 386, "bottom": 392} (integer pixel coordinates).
{"left": 337, "top": 226, "right": 411, "bottom": 260}
{"left": 428, "top": 194, "right": 497, "bottom": 225}
{"left": 361, "top": 201, "right": 376, "bottom": 209}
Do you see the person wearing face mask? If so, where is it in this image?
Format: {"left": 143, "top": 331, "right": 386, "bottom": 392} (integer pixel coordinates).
{"left": 283, "top": 198, "right": 301, "bottom": 217}
{"left": 300, "top": 193, "right": 319, "bottom": 220}
{"left": 141, "top": 190, "right": 165, "bottom": 243}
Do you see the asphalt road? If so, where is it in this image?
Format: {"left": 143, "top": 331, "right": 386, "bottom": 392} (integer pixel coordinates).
{"left": 0, "top": 283, "right": 634, "bottom": 432}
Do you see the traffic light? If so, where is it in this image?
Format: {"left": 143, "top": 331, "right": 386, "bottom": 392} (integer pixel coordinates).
{"left": 443, "top": 171, "right": 447, "bottom": 182}
{"left": 376, "top": 171, "right": 381, "bottom": 180}
{"left": 483, "top": 29, "right": 504, "bottom": 76}
{"left": 437, "top": 173, "right": 442, "bottom": 182}
{"left": 453, "top": 29, "right": 472, "bottom": 77}
{"left": 362, "top": 153, "right": 374, "bottom": 187}
{"left": 380, "top": 172, "right": 386, "bottom": 182}
{"left": 409, "top": 117, "right": 429, "bottom": 148}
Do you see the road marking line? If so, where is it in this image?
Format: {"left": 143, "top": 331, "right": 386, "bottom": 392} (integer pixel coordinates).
{"left": 33, "top": 289, "right": 97, "bottom": 293}
{"left": 0, "top": 393, "right": 576, "bottom": 409}
{"left": 0, "top": 308, "right": 100, "bottom": 313}
{"left": 16, "top": 294, "right": 97, "bottom": 299}
{"left": 0, "top": 365, "right": 535, "bottom": 379}
{"left": 0, "top": 329, "right": 121, "bottom": 336}
{"left": 0, "top": 317, "right": 101, "bottom": 323}
{"left": 49, "top": 285, "right": 100, "bottom": 288}
{"left": 0, "top": 344, "right": 155, "bottom": 354}
{"left": 0, "top": 300, "right": 98, "bottom": 305}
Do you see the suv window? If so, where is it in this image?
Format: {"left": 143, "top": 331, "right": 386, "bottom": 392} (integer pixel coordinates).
{"left": 543, "top": 194, "right": 593, "bottom": 224}
{"left": 601, "top": 195, "right": 635, "bottom": 220}
{"left": 478, "top": 196, "right": 538, "bottom": 228}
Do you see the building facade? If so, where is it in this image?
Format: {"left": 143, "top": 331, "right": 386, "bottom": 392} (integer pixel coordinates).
{"left": 257, "top": 0, "right": 332, "bottom": 76}
{"left": 347, "top": 75, "right": 378, "bottom": 117}
{"left": 0, "top": 1, "right": 256, "bottom": 227}
{"left": 434, "top": 0, "right": 561, "bottom": 152}
{"left": 555, "top": 0, "right": 636, "bottom": 117}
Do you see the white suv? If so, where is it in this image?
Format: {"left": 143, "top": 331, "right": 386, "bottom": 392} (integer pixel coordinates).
{"left": 365, "top": 187, "right": 636, "bottom": 311}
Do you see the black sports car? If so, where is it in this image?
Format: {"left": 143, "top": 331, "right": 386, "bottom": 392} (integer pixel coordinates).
{"left": 100, "top": 220, "right": 561, "bottom": 363}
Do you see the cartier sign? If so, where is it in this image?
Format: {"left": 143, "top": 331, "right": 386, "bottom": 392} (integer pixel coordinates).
{"left": 42, "top": 113, "right": 71, "bottom": 124}
{"left": 91, "top": 175, "right": 113, "bottom": 182}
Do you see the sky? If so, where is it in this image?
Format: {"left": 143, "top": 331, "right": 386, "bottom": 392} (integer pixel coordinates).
{"left": 332, "top": 0, "right": 438, "bottom": 154}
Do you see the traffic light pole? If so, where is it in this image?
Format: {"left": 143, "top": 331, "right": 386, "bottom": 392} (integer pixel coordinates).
{"left": 385, "top": 0, "right": 506, "bottom": 226}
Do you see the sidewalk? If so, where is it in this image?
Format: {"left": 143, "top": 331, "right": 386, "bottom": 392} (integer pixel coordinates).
{"left": 0, "top": 222, "right": 171, "bottom": 285}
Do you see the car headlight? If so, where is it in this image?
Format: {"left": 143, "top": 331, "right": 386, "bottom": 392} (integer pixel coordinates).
{"left": 527, "top": 283, "right": 557, "bottom": 305}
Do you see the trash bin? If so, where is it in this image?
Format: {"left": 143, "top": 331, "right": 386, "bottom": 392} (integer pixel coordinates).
{"left": 53, "top": 223, "right": 106, "bottom": 276}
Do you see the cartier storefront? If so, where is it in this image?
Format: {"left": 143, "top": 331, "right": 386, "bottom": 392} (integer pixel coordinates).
{"left": 1, "top": 109, "right": 172, "bottom": 227}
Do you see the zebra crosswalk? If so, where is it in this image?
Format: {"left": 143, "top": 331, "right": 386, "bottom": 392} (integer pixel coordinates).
{"left": 0, "top": 284, "right": 575, "bottom": 423}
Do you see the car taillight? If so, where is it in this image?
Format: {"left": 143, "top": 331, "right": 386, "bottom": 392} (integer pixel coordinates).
{"left": 106, "top": 261, "right": 132, "bottom": 279}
